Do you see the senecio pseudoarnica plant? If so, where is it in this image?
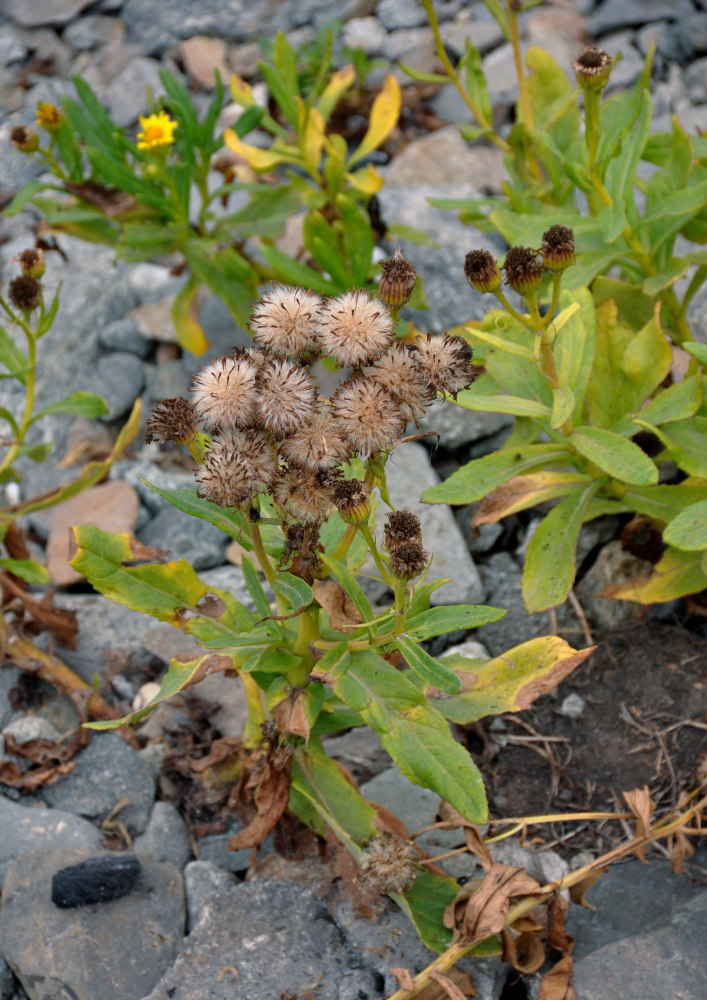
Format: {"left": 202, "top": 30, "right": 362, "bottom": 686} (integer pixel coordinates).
{"left": 69, "top": 258, "right": 592, "bottom": 952}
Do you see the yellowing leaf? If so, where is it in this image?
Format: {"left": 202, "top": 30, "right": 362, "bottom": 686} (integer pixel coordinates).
{"left": 347, "top": 163, "right": 385, "bottom": 195}
{"left": 171, "top": 276, "right": 208, "bottom": 355}
{"left": 223, "top": 128, "right": 288, "bottom": 171}
{"left": 229, "top": 73, "right": 254, "bottom": 106}
{"left": 302, "top": 105, "right": 326, "bottom": 174}
{"left": 348, "top": 74, "right": 401, "bottom": 167}
{"left": 597, "top": 546, "right": 707, "bottom": 603}
{"left": 473, "top": 471, "right": 592, "bottom": 526}
{"left": 317, "top": 64, "right": 355, "bottom": 120}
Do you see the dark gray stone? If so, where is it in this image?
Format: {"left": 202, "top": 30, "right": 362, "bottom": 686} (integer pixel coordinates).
{"left": 63, "top": 15, "right": 123, "bottom": 50}
{"left": 181, "top": 293, "right": 252, "bottom": 379}
{"left": 377, "top": 0, "right": 428, "bottom": 29}
{"left": 183, "top": 859, "right": 235, "bottom": 932}
{"left": 588, "top": 0, "right": 695, "bottom": 35}
{"left": 93, "top": 351, "right": 145, "bottom": 421}
{"left": 98, "top": 318, "right": 151, "bottom": 358}
{"left": 194, "top": 820, "right": 253, "bottom": 875}
{"left": 1, "top": 849, "right": 184, "bottom": 1000}
{"left": 684, "top": 56, "right": 707, "bottom": 103}
{"left": 4, "top": 0, "right": 96, "bottom": 27}
{"left": 51, "top": 853, "right": 141, "bottom": 908}
{"left": 415, "top": 400, "right": 513, "bottom": 451}
{"left": 144, "top": 358, "right": 188, "bottom": 402}
{"left": 134, "top": 802, "right": 192, "bottom": 870}
{"left": 0, "top": 798, "right": 103, "bottom": 880}
{"left": 108, "top": 460, "right": 196, "bottom": 515}
{"left": 323, "top": 727, "right": 390, "bottom": 784}
{"left": 40, "top": 732, "right": 156, "bottom": 836}
{"left": 121, "top": 0, "right": 269, "bottom": 54}
{"left": 104, "top": 56, "right": 167, "bottom": 127}
{"left": 137, "top": 506, "right": 228, "bottom": 571}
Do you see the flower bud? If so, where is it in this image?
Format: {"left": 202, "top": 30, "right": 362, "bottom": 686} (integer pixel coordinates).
{"left": 379, "top": 250, "right": 417, "bottom": 307}
{"left": 330, "top": 478, "right": 371, "bottom": 526}
{"left": 10, "top": 125, "right": 38, "bottom": 153}
{"left": 573, "top": 47, "right": 612, "bottom": 92}
{"left": 8, "top": 275, "right": 41, "bottom": 312}
{"left": 14, "top": 248, "right": 45, "bottom": 280}
{"left": 464, "top": 249, "right": 501, "bottom": 293}
{"left": 35, "top": 102, "right": 63, "bottom": 132}
{"left": 503, "top": 246, "right": 544, "bottom": 296}
{"left": 540, "top": 225, "right": 575, "bottom": 273}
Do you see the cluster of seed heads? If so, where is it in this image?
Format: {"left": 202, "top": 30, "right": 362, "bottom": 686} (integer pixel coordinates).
{"left": 147, "top": 276, "right": 475, "bottom": 533}
{"left": 464, "top": 225, "right": 575, "bottom": 298}
{"left": 357, "top": 832, "right": 419, "bottom": 894}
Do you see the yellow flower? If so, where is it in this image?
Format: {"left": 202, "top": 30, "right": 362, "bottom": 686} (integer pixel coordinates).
{"left": 36, "top": 103, "right": 63, "bottom": 132}
{"left": 136, "top": 111, "right": 177, "bottom": 151}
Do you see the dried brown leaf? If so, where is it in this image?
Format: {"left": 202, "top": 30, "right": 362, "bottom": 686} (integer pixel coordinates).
{"left": 460, "top": 864, "right": 542, "bottom": 942}
{"left": 228, "top": 747, "right": 292, "bottom": 850}
{"left": 568, "top": 867, "right": 607, "bottom": 909}
{"left": 312, "top": 579, "right": 362, "bottom": 632}
{"left": 391, "top": 968, "right": 415, "bottom": 991}
{"left": 501, "top": 928, "right": 545, "bottom": 974}
{"left": 538, "top": 954, "right": 575, "bottom": 1000}
{"left": 417, "top": 969, "right": 475, "bottom": 1000}
{"left": 64, "top": 180, "right": 138, "bottom": 216}
{"left": 623, "top": 786, "right": 655, "bottom": 862}
{"left": 428, "top": 971, "right": 471, "bottom": 1000}
{"left": 272, "top": 689, "right": 312, "bottom": 742}
{"left": 546, "top": 892, "right": 575, "bottom": 958}
{"left": 463, "top": 825, "right": 493, "bottom": 872}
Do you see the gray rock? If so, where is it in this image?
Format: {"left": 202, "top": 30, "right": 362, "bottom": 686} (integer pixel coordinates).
{"left": 63, "top": 15, "right": 124, "bottom": 50}
{"left": 40, "top": 732, "right": 156, "bottom": 836}
{"left": 415, "top": 399, "right": 512, "bottom": 451}
{"left": 194, "top": 820, "right": 253, "bottom": 875}
{"left": 482, "top": 43, "right": 519, "bottom": 107}
{"left": 138, "top": 506, "right": 228, "bottom": 571}
{"left": 0, "top": 669, "right": 22, "bottom": 732}
{"left": 457, "top": 507, "right": 503, "bottom": 555}
{"left": 383, "top": 26, "right": 435, "bottom": 60}
{"left": 445, "top": 15, "right": 506, "bottom": 57}
{"left": 684, "top": 56, "right": 707, "bottom": 104}
{"left": 181, "top": 293, "right": 252, "bottom": 378}
{"left": 489, "top": 837, "right": 567, "bottom": 886}
{"left": 91, "top": 351, "right": 145, "bottom": 421}
{"left": 5, "top": 0, "right": 97, "bottom": 27}
{"left": 108, "top": 460, "right": 196, "bottom": 515}
{"left": 560, "top": 692, "right": 586, "bottom": 718}
{"left": 134, "top": 802, "right": 192, "bottom": 870}
{"left": 323, "top": 727, "right": 391, "bottom": 784}
{"left": 0, "top": 120, "right": 47, "bottom": 190}
{"left": 121, "top": 0, "right": 278, "bottom": 55}
{"left": 475, "top": 552, "right": 561, "bottom": 655}
{"left": 127, "top": 262, "right": 182, "bottom": 305}
{"left": 575, "top": 540, "right": 650, "bottom": 629}
{"left": 97, "top": 317, "right": 151, "bottom": 358}
{"left": 183, "top": 859, "right": 235, "bottom": 931}
{"left": 342, "top": 16, "right": 387, "bottom": 54}
{"left": 0, "top": 849, "right": 184, "bottom": 1000}
{"left": 588, "top": 0, "right": 695, "bottom": 35}
{"left": 104, "top": 56, "right": 167, "bottom": 128}
{"left": 0, "top": 28, "right": 27, "bottom": 67}
{"left": 377, "top": 0, "right": 428, "bottom": 29}
{"left": 0, "top": 798, "right": 103, "bottom": 880}
{"left": 430, "top": 82, "right": 477, "bottom": 125}
{"left": 144, "top": 358, "right": 188, "bottom": 402}
{"left": 0, "top": 717, "right": 62, "bottom": 773}
{"left": 141, "top": 879, "right": 379, "bottom": 1000}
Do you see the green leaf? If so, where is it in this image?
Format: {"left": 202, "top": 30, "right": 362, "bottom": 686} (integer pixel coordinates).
{"left": 481, "top": 0, "right": 510, "bottom": 38}
{"left": 422, "top": 444, "right": 569, "bottom": 505}
{"left": 259, "top": 244, "right": 339, "bottom": 294}
{"left": 398, "top": 62, "right": 449, "bottom": 84}
{"left": 391, "top": 636, "right": 462, "bottom": 695}
{"left": 463, "top": 327, "right": 535, "bottom": 362}
{"left": 2, "top": 180, "right": 63, "bottom": 217}
{"left": 605, "top": 91, "right": 651, "bottom": 205}
{"left": 592, "top": 276, "right": 653, "bottom": 331}
{"left": 462, "top": 41, "right": 491, "bottom": 125}
{"left": 32, "top": 391, "right": 108, "bottom": 422}
{"left": 684, "top": 343, "right": 707, "bottom": 365}
{"left": 569, "top": 427, "right": 658, "bottom": 485}
{"left": 642, "top": 259, "right": 689, "bottom": 296}
{"left": 17, "top": 443, "right": 51, "bottom": 463}
{"left": 635, "top": 416, "right": 707, "bottom": 478}
{"left": 385, "top": 223, "right": 440, "bottom": 246}
{"left": 663, "top": 500, "right": 707, "bottom": 552}
{"left": 303, "top": 210, "right": 352, "bottom": 288}
{"left": 183, "top": 243, "right": 257, "bottom": 329}
{"left": 522, "top": 481, "right": 601, "bottom": 612}
{"left": 0, "top": 327, "right": 27, "bottom": 385}
{"left": 0, "top": 407, "right": 19, "bottom": 437}
{"left": 551, "top": 385, "right": 575, "bottom": 429}
{"left": 394, "top": 869, "right": 459, "bottom": 954}
{"left": 403, "top": 604, "right": 506, "bottom": 640}
{"left": 454, "top": 391, "right": 551, "bottom": 419}
{"left": 633, "top": 375, "right": 703, "bottom": 427}
{"left": 621, "top": 484, "right": 707, "bottom": 524}
{"left": 0, "top": 558, "right": 50, "bottom": 584}
{"left": 339, "top": 199, "right": 374, "bottom": 286}
{"left": 241, "top": 555, "right": 272, "bottom": 620}
{"left": 273, "top": 571, "right": 313, "bottom": 612}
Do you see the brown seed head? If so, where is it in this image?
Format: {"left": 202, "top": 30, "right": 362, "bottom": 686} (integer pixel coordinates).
{"left": 256, "top": 359, "right": 318, "bottom": 437}
{"left": 503, "top": 246, "right": 544, "bottom": 295}
{"left": 318, "top": 290, "right": 394, "bottom": 367}
{"left": 332, "top": 376, "right": 406, "bottom": 456}
{"left": 411, "top": 334, "right": 476, "bottom": 399}
{"left": 191, "top": 353, "right": 258, "bottom": 431}
{"left": 464, "top": 249, "right": 501, "bottom": 293}
{"left": 272, "top": 469, "right": 334, "bottom": 524}
{"left": 357, "top": 833, "right": 418, "bottom": 894}
{"left": 330, "top": 478, "right": 371, "bottom": 525}
{"left": 384, "top": 510, "right": 422, "bottom": 549}
{"left": 14, "top": 247, "right": 45, "bottom": 279}
{"left": 145, "top": 397, "right": 198, "bottom": 445}
{"left": 363, "top": 345, "right": 434, "bottom": 425}
{"left": 195, "top": 430, "right": 276, "bottom": 507}
{"left": 250, "top": 284, "right": 322, "bottom": 357}
{"left": 389, "top": 539, "right": 429, "bottom": 580}
{"left": 541, "top": 225, "right": 575, "bottom": 272}
{"left": 8, "top": 274, "right": 41, "bottom": 312}
{"left": 573, "top": 47, "right": 612, "bottom": 91}
{"left": 278, "top": 405, "right": 351, "bottom": 472}
{"left": 10, "top": 125, "right": 38, "bottom": 153}
{"left": 379, "top": 250, "right": 417, "bottom": 307}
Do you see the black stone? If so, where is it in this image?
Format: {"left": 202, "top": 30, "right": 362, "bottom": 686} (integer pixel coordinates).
{"left": 51, "top": 854, "right": 141, "bottom": 908}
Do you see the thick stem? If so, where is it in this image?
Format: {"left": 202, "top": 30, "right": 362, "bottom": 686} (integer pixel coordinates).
{"left": 241, "top": 673, "right": 266, "bottom": 747}
{"left": 584, "top": 88, "right": 601, "bottom": 172}
{"left": 250, "top": 520, "right": 276, "bottom": 587}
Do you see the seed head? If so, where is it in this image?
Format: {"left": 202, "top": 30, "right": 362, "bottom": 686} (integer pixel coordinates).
{"left": 278, "top": 405, "right": 351, "bottom": 472}
{"left": 389, "top": 539, "right": 429, "bottom": 580}
{"left": 10, "top": 125, "right": 38, "bottom": 153}
{"left": 318, "top": 290, "right": 394, "bottom": 367}
{"left": 8, "top": 274, "right": 41, "bottom": 312}
{"left": 332, "top": 376, "right": 405, "bottom": 456}
{"left": 330, "top": 478, "right": 371, "bottom": 525}
{"left": 503, "top": 246, "right": 544, "bottom": 295}
{"left": 256, "top": 359, "right": 318, "bottom": 437}
{"left": 464, "top": 249, "right": 501, "bottom": 293}
{"left": 36, "top": 103, "right": 63, "bottom": 132}
{"left": 363, "top": 345, "right": 434, "bottom": 426}
{"left": 541, "top": 225, "right": 575, "bottom": 272}
{"left": 14, "top": 248, "right": 45, "bottom": 279}
{"left": 379, "top": 250, "right": 417, "bottom": 307}
{"left": 411, "top": 334, "right": 476, "bottom": 399}
{"left": 195, "top": 430, "right": 276, "bottom": 507}
{"left": 146, "top": 397, "right": 198, "bottom": 445}
{"left": 191, "top": 353, "right": 258, "bottom": 431}
{"left": 272, "top": 469, "right": 334, "bottom": 524}
{"left": 384, "top": 510, "right": 422, "bottom": 550}
{"left": 573, "top": 47, "right": 612, "bottom": 91}
{"left": 250, "top": 285, "right": 322, "bottom": 357}
{"left": 357, "top": 833, "right": 418, "bottom": 894}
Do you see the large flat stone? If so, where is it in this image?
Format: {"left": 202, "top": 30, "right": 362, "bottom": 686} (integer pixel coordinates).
{"left": 0, "top": 797, "right": 103, "bottom": 881}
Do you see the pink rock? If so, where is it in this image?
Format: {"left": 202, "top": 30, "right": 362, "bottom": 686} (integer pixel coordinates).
{"left": 179, "top": 36, "right": 229, "bottom": 90}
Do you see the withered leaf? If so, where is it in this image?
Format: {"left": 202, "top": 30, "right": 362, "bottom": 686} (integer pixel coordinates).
{"left": 64, "top": 180, "right": 138, "bottom": 216}
{"left": 312, "top": 579, "right": 362, "bottom": 632}
{"left": 538, "top": 954, "right": 575, "bottom": 1000}
{"left": 391, "top": 968, "right": 415, "bottom": 991}
{"left": 546, "top": 891, "right": 575, "bottom": 958}
{"left": 463, "top": 824, "right": 493, "bottom": 872}
{"left": 460, "top": 864, "right": 542, "bottom": 943}
{"left": 568, "top": 867, "right": 607, "bottom": 910}
{"left": 428, "top": 970, "right": 472, "bottom": 1000}
{"left": 4, "top": 522, "right": 30, "bottom": 561}
{"left": 0, "top": 722, "right": 88, "bottom": 790}
{"left": 501, "top": 928, "right": 545, "bottom": 974}
{"left": 196, "top": 594, "right": 228, "bottom": 619}
{"left": 189, "top": 736, "right": 242, "bottom": 775}
{"left": 175, "top": 653, "right": 234, "bottom": 690}
{"left": 623, "top": 786, "right": 654, "bottom": 862}
{"left": 272, "top": 689, "right": 312, "bottom": 742}
{"left": 228, "top": 747, "right": 292, "bottom": 850}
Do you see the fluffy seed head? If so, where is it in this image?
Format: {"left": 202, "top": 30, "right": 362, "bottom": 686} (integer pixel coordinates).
{"left": 384, "top": 510, "right": 422, "bottom": 549}
{"left": 250, "top": 285, "right": 322, "bottom": 357}
{"left": 146, "top": 397, "right": 198, "bottom": 444}
{"left": 191, "top": 353, "right": 258, "bottom": 431}
{"left": 411, "top": 334, "right": 476, "bottom": 399}
{"left": 10, "top": 125, "right": 38, "bottom": 153}
{"left": 272, "top": 469, "right": 334, "bottom": 524}
{"left": 332, "top": 377, "right": 405, "bottom": 456}
{"left": 379, "top": 250, "right": 417, "bottom": 307}
{"left": 8, "top": 274, "right": 41, "bottom": 312}
{"left": 15, "top": 248, "right": 45, "bottom": 279}
{"left": 330, "top": 478, "right": 371, "bottom": 525}
{"left": 541, "top": 225, "right": 575, "bottom": 272}
{"left": 363, "top": 345, "right": 434, "bottom": 425}
{"left": 573, "top": 47, "right": 612, "bottom": 91}
{"left": 278, "top": 405, "right": 351, "bottom": 472}
{"left": 464, "top": 249, "right": 501, "bottom": 293}
{"left": 318, "top": 290, "right": 394, "bottom": 367}
{"left": 195, "top": 430, "right": 276, "bottom": 507}
{"left": 389, "top": 539, "right": 429, "bottom": 580}
{"left": 357, "top": 833, "right": 418, "bottom": 894}
{"left": 256, "top": 359, "right": 318, "bottom": 437}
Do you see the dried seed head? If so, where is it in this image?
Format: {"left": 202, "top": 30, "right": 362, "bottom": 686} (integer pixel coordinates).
{"left": 411, "top": 334, "right": 476, "bottom": 399}
{"left": 357, "top": 833, "right": 418, "bottom": 894}
{"left": 145, "top": 397, "right": 198, "bottom": 445}
{"left": 195, "top": 430, "right": 276, "bottom": 507}
{"left": 10, "top": 125, "right": 38, "bottom": 153}
{"left": 332, "top": 377, "right": 406, "bottom": 456}
{"left": 318, "top": 290, "right": 394, "bottom": 367}
{"left": 250, "top": 285, "right": 322, "bottom": 357}
{"left": 363, "top": 345, "right": 434, "bottom": 425}
{"left": 191, "top": 353, "right": 258, "bottom": 431}
{"left": 384, "top": 510, "right": 422, "bottom": 549}
{"left": 389, "top": 539, "right": 429, "bottom": 580}
{"left": 464, "top": 249, "right": 501, "bottom": 293}
{"left": 14, "top": 247, "right": 45, "bottom": 279}
{"left": 503, "top": 245, "right": 544, "bottom": 295}
{"left": 330, "top": 478, "right": 371, "bottom": 525}
{"left": 278, "top": 405, "right": 351, "bottom": 472}
{"left": 256, "top": 359, "right": 318, "bottom": 437}
{"left": 272, "top": 469, "right": 334, "bottom": 524}
{"left": 541, "top": 225, "right": 575, "bottom": 272}
{"left": 8, "top": 274, "right": 41, "bottom": 312}
{"left": 573, "top": 47, "right": 612, "bottom": 91}
{"left": 379, "top": 250, "right": 417, "bottom": 307}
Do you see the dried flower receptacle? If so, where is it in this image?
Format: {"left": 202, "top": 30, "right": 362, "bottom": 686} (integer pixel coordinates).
{"left": 379, "top": 250, "right": 417, "bottom": 308}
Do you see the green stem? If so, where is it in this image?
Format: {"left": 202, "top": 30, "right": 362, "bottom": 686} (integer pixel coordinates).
{"left": 543, "top": 272, "right": 562, "bottom": 327}
{"left": 250, "top": 519, "right": 276, "bottom": 587}
{"left": 392, "top": 577, "right": 407, "bottom": 636}
{"left": 584, "top": 88, "right": 601, "bottom": 172}
{"left": 39, "top": 145, "right": 68, "bottom": 181}
{"left": 508, "top": 3, "right": 543, "bottom": 185}
{"left": 358, "top": 523, "right": 392, "bottom": 585}
{"left": 241, "top": 673, "right": 266, "bottom": 747}
{"left": 493, "top": 288, "right": 530, "bottom": 325}
{"left": 0, "top": 319, "right": 36, "bottom": 477}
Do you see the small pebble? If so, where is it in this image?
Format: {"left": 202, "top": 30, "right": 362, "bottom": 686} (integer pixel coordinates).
{"left": 51, "top": 854, "right": 141, "bottom": 908}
